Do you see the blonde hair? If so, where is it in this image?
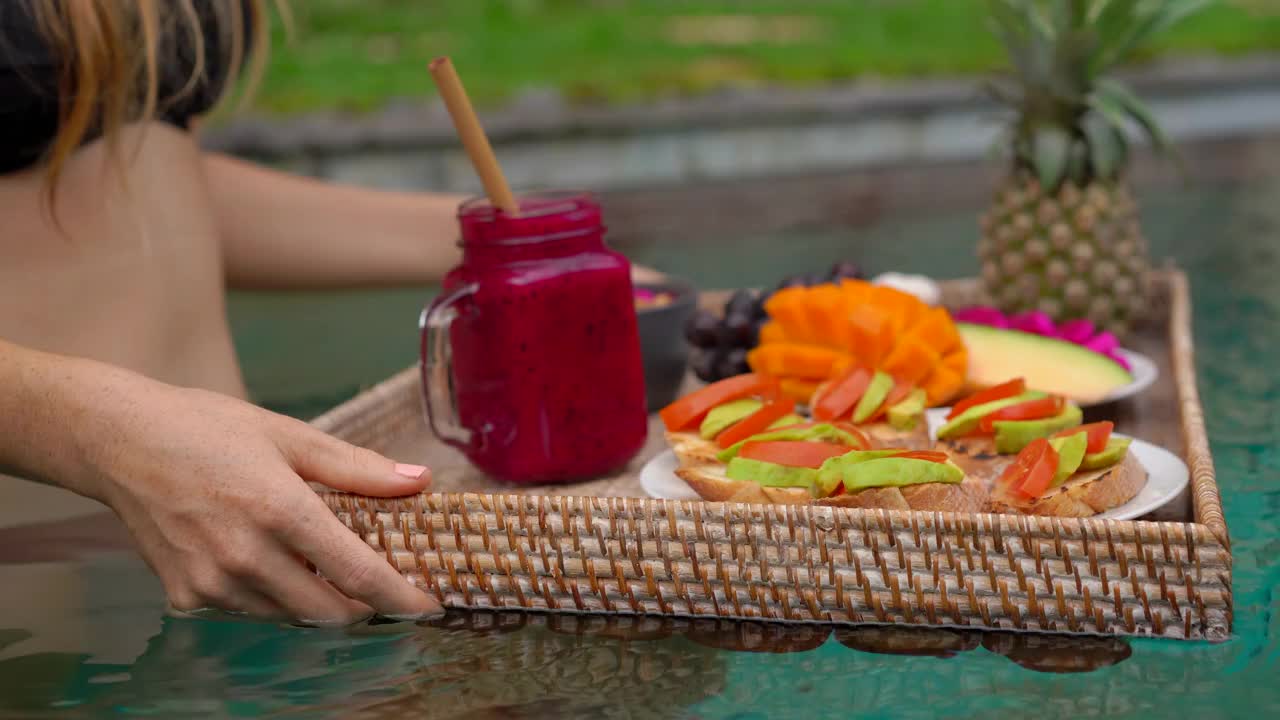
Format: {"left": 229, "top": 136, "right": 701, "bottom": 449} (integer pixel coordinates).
{"left": 25, "top": 0, "right": 280, "bottom": 214}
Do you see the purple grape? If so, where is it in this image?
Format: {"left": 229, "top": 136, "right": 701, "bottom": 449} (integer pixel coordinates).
{"left": 723, "top": 312, "right": 756, "bottom": 348}
{"left": 718, "top": 348, "right": 750, "bottom": 378}
{"left": 773, "top": 275, "right": 807, "bottom": 294}
{"left": 751, "top": 296, "right": 770, "bottom": 322}
{"left": 684, "top": 309, "right": 720, "bottom": 348}
{"left": 725, "top": 289, "right": 757, "bottom": 318}
{"left": 828, "top": 261, "right": 864, "bottom": 281}
{"left": 691, "top": 348, "right": 720, "bottom": 382}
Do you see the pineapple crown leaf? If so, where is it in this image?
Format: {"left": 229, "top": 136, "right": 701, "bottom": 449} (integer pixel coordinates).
{"left": 1094, "top": 77, "right": 1189, "bottom": 172}
{"left": 1030, "top": 126, "right": 1072, "bottom": 190}
{"left": 984, "top": 0, "right": 1209, "bottom": 188}
{"left": 1090, "top": 0, "right": 1216, "bottom": 75}
{"left": 1081, "top": 111, "right": 1128, "bottom": 178}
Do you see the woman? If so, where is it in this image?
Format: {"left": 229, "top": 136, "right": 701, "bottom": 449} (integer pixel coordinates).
{"left": 0, "top": 0, "right": 463, "bottom": 625}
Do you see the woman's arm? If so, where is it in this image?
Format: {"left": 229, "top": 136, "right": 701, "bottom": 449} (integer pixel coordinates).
{"left": 0, "top": 338, "right": 440, "bottom": 625}
{"left": 203, "top": 153, "right": 466, "bottom": 289}
{"left": 203, "top": 152, "right": 668, "bottom": 290}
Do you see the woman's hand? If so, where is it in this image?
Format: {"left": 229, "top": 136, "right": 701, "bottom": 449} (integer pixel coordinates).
{"left": 1, "top": 342, "right": 441, "bottom": 626}
{"left": 87, "top": 380, "right": 441, "bottom": 626}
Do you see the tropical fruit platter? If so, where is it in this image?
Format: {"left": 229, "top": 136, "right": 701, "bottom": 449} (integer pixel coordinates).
{"left": 661, "top": 267, "right": 1158, "bottom": 520}
{"left": 314, "top": 265, "right": 1231, "bottom": 644}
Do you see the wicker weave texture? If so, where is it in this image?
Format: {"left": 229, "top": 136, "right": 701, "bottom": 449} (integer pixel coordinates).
{"left": 322, "top": 491, "right": 1231, "bottom": 641}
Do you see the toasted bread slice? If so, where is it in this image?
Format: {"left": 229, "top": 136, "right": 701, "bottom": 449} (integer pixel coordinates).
{"left": 862, "top": 419, "right": 932, "bottom": 451}
{"left": 817, "top": 473, "right": 988, "bottom": 513}
{"left": 675, "top": 463, "right": 985, "bottom": 512}
{"left": 675, "top": 466, "right": 813, "bottom": 505}
{"left": 990, "top": 451, "right": 1147, "bottom": 517}
{"left": 935, "top": 436, "right": 1011, "bottom": 489}
{"left": 666, "top": 431, "right": 723, "bottom": 468}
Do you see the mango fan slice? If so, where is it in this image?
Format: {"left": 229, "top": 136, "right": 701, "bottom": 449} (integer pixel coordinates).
{"left": 747, "top": 279, "right": 968, "bottom": 406}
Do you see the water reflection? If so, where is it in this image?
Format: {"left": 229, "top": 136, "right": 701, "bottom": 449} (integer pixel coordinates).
{"left": 835, "top": 626, "right": 981, "bottom": 659}
{"left": 981, "top": 632, "right": 1132, "bottom": 673}
{"left": 0, "top": 605, "right": 1141, "bottom": 718}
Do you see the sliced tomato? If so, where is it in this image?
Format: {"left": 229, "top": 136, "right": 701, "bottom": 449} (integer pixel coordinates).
{"left": 976, "top": 395, "right": 1065, "bottom": 433}
{"left": 829, "top": 481, "right": 847, "bottom": 497}
{"left": 716, "top": 397, "right": 798, "bottom": 449}
{"left": 813, "top": 368, "right": 871, "bottom": 422}
{"left": 1053, "top": 421, "right": 1114, "bottom": 454}
{"left": 659, "top": 374, "right": 780, "bottom": 431}
{"left": 946, "top": 378, "right": 1027, "bottom": 420}
{"left": 739, "top": 441, "right": 855, "bottom": 469}
{"left": 889, "top": 450, "right": 949, "bottom": 463}
{"left": 997, "top": 437, "right": 1059, "bottom": 500}
{"left": 867, "top": 378, "right": 915, "bottom": 423}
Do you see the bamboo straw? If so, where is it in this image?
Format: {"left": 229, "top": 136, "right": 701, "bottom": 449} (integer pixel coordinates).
{"left": 429, "top": 57, "right": 519, "bottom": 214}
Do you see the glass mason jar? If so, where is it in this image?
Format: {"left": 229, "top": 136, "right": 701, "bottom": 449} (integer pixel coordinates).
{"left": 420, "top": 191, "right": 648, "bottom": 483}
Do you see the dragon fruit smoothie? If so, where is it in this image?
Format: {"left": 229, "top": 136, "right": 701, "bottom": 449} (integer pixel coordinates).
{"left": 423, "top": 192, "right": 648, "bottom": 483}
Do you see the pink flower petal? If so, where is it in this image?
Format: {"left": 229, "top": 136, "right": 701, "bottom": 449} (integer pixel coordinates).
{"left": 953, "top": 306, "right": 1010, "bottom": 328}
{"left": 1057, "top": 319, "right": 1096, "bottom": 344}
{"left": 1010, "top": 311, "right": 1056, "bottom": 337}
{"left": 1084, "top": 332, "right": 1120, "bottom": 356}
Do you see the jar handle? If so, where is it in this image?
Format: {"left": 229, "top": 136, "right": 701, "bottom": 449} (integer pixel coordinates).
{"left": 419, "top": 284, "right": 478, "bottom": 450}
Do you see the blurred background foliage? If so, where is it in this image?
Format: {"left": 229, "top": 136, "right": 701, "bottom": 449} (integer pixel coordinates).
{"left": 254, "top": 0, "right": 1280, "bottom": 115}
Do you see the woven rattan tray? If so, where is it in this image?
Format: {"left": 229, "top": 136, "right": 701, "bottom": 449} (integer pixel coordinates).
{"left": 313, "top": 269, "right": 1231, "bottom": 641}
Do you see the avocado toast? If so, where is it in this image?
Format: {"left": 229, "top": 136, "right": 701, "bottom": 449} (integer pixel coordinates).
{"left": 676, "top": 447, "right": 988, "bottom": 513}
{"left": 933, "top": 379, "right": 1084, "bottom": 486}
{"left": 806, "top": 368, "right": 932, "bottom": 451}
{"left": 663, "top": 369, "right": 930, "bottom": 474}
{"left": 988, "top": 424, "right": 1147, "bottom": 517}
{"left": 660, "top": 373, "right": 980, "bottom": 511}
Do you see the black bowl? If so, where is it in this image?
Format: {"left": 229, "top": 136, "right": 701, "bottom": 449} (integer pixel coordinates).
{"left": 634, "top": 279, "right": 697, "bottom": 412}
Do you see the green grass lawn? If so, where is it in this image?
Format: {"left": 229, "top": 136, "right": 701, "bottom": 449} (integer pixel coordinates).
{"left": 251, "top": 0, "right": 1280, "bottom": 115}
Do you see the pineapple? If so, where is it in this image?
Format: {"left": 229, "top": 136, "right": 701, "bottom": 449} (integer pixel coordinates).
{"left": 977, "top": 0, "right": 1207, "bottom": 338}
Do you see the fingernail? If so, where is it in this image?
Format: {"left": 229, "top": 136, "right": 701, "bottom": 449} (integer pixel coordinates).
{"left": 394, "top": 463, "right": 428, "bottom": 479}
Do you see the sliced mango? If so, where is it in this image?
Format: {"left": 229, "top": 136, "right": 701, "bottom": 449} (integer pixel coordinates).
{"left": 779, "top": 378, "right": 822, "bottom": 403}
{"left": 805, "top": 284, "right": 852, "bottom": 350}
{"left": 882, "top": 335, "right": 940, "bottom": 385}
{"left": 748, "top": 279, "right": 969, "bottom": 408}
{"left": 746, "top": 344, "right": 845, "bottom": 380}
{"left": 910, "top": 307, "right": 962, "bottom": 354}
{"left": 922, "top": 365, "right": 965, "bottom": 406}
{"left": 759, "top": 321, "right": 789, "bottom": 345}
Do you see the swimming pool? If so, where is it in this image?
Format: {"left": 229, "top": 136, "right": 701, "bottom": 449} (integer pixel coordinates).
{"left": 2, "top": 148, "right": 1278, "bottom": 718}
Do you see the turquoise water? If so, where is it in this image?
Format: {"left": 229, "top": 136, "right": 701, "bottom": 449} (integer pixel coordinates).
{"left": 2, "top": 173, "right": 1278, "bottom": 718}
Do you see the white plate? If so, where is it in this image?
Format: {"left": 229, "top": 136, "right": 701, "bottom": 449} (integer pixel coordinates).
{"left": 638, "top": 438, "right": 1188, "bottom": 521}
{"left": 1100, "top": 349, "right": 1158, "bottom": 405}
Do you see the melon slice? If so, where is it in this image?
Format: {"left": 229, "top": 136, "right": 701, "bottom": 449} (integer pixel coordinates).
{"left": 958, "top": 323, "right": 1133, "bottom": 404}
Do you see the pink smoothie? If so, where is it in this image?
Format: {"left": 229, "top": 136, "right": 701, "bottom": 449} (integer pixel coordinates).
{"left": 423, "top": 192, "right": 648, "bottom": 483}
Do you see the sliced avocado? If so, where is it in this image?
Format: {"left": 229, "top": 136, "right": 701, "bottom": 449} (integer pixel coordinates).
{"left": 1048, "top": 432, "right": 1089, "bottom": 486}
{"left": 717, "top": 424, "right": 862, "bottom": 462}
{"left": 887, "top": 388, "right": 928, "bottom": 431}
{"left": 699, "top": 398, "right": 763, "bottom": 440}
{"left": 852, "top": 371, "right": 895, "bottom": 424}
{"left": 992, "top": 404, "right": 1084, "bottom": 454}
{"left": 726, "top": 457, "right": 819, "bottom": 496}
{"left": 1079, "top": 437, "right": 1132, "bottom": 471}
{"left": 769, "top": 414, "right": 805, "bottom": 430}
{"left": 935, "top": 391, "right": 1047, "bottom": 439}
{"left": 815, "top": 449, "right": 904, "bottom": 495}
{"left": 823, "top": 456, "right": 965, "bottom": 493}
